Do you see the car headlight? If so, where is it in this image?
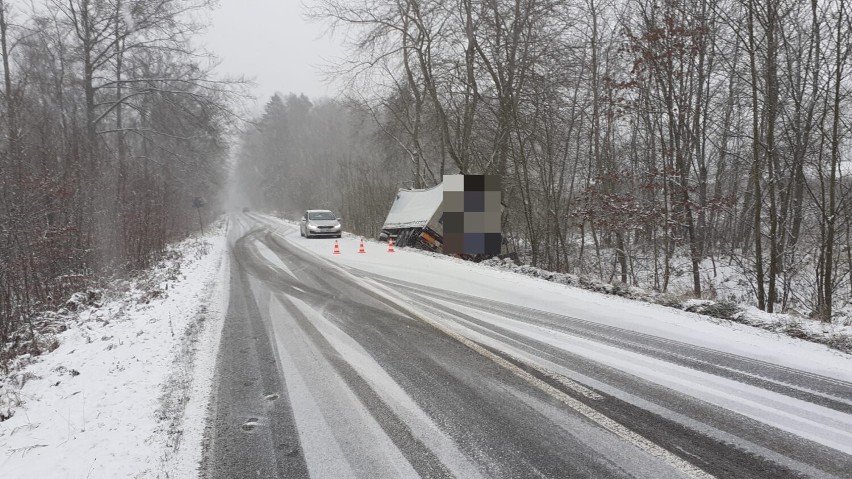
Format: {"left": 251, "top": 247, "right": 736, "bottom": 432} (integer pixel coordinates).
{"left": 308, "top": 223, "right": 318, "bottom": 230}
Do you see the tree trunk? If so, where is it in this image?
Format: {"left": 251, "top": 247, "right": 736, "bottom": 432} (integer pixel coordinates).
{"left": 0, "top": 0, "right": 20, "bottom": 173}
{"left": 747, "top": 0, "right": 766, "bottom": 310}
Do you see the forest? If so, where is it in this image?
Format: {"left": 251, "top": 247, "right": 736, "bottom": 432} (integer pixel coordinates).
{"left": 3, "top": 0, "right": 852, "bottom": 354}
{"left": 0, "top": 0, "right": 243, "bottom": 348}
{"left": 235, "top": 0, "right": 852, "bottom": 322}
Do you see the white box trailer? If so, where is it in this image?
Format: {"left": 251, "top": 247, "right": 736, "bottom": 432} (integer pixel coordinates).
{"left": 380, "top": 182, "right": 515, "bottom": 260}
{"left": 380, "top": 182, "right": 445, "bottom": 251}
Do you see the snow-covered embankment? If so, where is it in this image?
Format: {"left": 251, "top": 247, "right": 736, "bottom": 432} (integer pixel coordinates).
{"left": 0, "top": 222, "right": 229, "bottom": 478}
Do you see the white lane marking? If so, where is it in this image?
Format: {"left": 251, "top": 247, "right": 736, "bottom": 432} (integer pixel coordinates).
{"left": 410, "top": 284, "right": 852, "bottom": 407}
{"left": 268, "top": 296, "right": 420, "bottom": 479}
{"left": 563, "top": 369, "right": 849, "bottom": 478}
{"left": 359, "top": 278, "right": 716, "bottom": 479}
{"left": 399, "top": 280, "right": 852, "bottom": 404}
{"left": 432, "top": 297, "right": 852, "bottom": 455}
{"left": 285, "top": 295, "right": 489, "bottom": 479}
{"left": 407, "top": 294, "right": 604, "bottom": 401}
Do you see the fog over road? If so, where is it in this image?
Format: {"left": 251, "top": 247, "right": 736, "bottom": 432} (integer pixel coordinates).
{"left": 203, "top": 214, "right": 852, "bottom": 479}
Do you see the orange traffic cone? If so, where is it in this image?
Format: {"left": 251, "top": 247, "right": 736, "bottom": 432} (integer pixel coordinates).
{"left": 333, "top": 240, "right": 341, "bottom": 255}
{"left": 358, "top": 238, "right": 366, "bottom": 254}
{"left": 388, "top": 238, "right": 395, "bottom": 253}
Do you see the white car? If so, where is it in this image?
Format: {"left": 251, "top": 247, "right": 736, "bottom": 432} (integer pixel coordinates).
{"left": 300, "top": 210, "right": 342, "bottom": 238}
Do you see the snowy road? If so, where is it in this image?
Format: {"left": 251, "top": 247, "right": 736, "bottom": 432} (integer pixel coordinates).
{"left": 203, "top": 214, "right": 852, "bottom": 478}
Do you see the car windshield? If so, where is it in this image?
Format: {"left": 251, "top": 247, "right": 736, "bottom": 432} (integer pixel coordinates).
{"left": 308, "top": 211, "right": 336, "bottom": 221}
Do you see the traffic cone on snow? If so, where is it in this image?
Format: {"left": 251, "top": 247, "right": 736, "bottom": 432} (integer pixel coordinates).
{"left": 333, "top": 240, "right": 341, "bottom": 255}
{"left": 387, "top": 238, "right": 395, "bottom": 253}
{"left": 358, "top": 238, "right": 366, "bottom": 254}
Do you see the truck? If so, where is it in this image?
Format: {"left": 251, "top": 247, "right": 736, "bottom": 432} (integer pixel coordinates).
{"left": 380, "top": 181, "right": 516, "bottom": 260}
{"left": 380, "top": 182, "right": 445, "bottom": 251}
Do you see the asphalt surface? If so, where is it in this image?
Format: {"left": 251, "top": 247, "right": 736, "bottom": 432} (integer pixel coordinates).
{"left": 202, "top": 214, "right": 852, "bottom": 478}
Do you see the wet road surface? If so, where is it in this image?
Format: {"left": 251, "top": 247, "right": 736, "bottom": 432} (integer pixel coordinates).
{"left": 202, "top": 214, "right": 852, "bottom": 479}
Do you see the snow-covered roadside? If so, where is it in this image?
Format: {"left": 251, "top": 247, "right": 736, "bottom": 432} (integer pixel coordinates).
{"left": 475, "top": 257, "right": 852, "bottom": 354}
{"left": 0, "top": 221, "right": 229, "bottom": 479}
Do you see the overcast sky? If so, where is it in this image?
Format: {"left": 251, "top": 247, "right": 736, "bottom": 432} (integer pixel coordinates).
{"left": 201, "top": 0, "right": 345, "bottom": 111}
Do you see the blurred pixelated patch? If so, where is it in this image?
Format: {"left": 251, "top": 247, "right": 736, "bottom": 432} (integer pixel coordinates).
{"left": 443, "top": 175, "right": 501, "bottom": 254}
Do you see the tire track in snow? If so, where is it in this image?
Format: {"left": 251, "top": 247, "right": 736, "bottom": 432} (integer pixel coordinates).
{"left": 368, "top": 274, "right": 852, "bottom": 410}
{"left": 392, "top": 289, "right": 851, "bottom": 478}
